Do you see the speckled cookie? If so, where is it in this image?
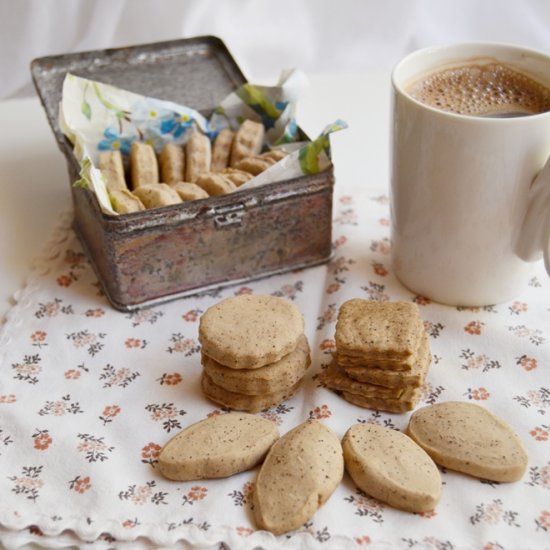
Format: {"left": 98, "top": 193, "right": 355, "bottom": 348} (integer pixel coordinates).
{"left": 109, "top": 189, "right": 145, "bottom": 214}
{"left": 342, "top": 333, "right": 431, "bottom": 388}
{"left": 133, "top": 183, "right": 182, "bottom": 208}
{"left": 336, "top": 299, "right": 424, "bottom": 368}
{"left": 201, "top": 372, "right": 302, "bottom": 413}
{"left": 158, "top": 412, "right": 279, "bottom": 481}
{"left": 253, "top": 419, "right": 344, "bottom": 535}
{"left": 407, "top": 401, "right": 528, "bottom": 482}
{"left": 320, "top": 360, "right": 418, "bottom": 400}
{"left": 234, "top": 155, "right": 275, "bottom": 175}
{"left": 342, "top": 423, "right": 441, "bottom": 513}
{"left": 220, "top": 167, "right": 254, "bottom": 187}
{"left": 169, "top": 181, "right": 209, "bottom": 201}
{"left": 99, "top": 150, "right": 127, "bottom": 191}
{"left": 130, "top": 141, "right": 159, "bottom": 188}
{"left": 195, "top": 172, "right": 236, "bottom": 196}
{"left": 260, "top": 149, "right": 288, "bottom": 163}
{"left": 185, "top": 132, "right": 211, "bottom": 182}
{"left": 202, "top": 334, "right": 311, "bottom": 395}
{"left": 230, "top": 119, "right": 265, "bottom": 166}
{"left": 211, "top": 128, "right": 234, "bottom": 172}
{"left": 159, "top": 142, "right": 185, "bottom": 184}
{"left": 340, "top": 389, "right": 421, "bottom": 413}
{"left": 199, "top": 294, "right": 305, "bottom": 369}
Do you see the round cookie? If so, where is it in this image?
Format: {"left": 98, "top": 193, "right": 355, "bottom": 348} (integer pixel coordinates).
{"left": 202, "top": 334, "right": 311, "bottom": 395}
{"left": 199, "top": 294, "right": 305, "bottom": 369}
{"left": 201, "top": 372, "right": 302, "bottom": 413}
{"left": 407, "top": 401, "right": 528, "bottom": 482}
{"left": 342, "top": 423, "right": 441, "bottom": 513}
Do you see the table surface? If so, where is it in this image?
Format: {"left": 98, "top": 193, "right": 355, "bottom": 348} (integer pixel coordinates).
{"left": 0, "top": 71, "right": 391, "bottom": 322}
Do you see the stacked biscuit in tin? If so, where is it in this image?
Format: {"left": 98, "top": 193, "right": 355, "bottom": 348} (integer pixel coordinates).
{"left": 321, "top": 299, "right": 431, "bottom": 413}
{"left": 101, "top": 119, "right": 286, "bottom": 214}
{"left": 198, "top": 295, "right": 311, "bottom": 412}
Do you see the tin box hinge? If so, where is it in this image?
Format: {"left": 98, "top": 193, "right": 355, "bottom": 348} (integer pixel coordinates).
{"left": 213, "top": 203, "right": 245, "bottom": 228}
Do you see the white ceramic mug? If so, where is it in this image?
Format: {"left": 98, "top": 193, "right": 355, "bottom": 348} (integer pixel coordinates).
{"left": 390, "top": 42, "right": 550, "bottom": 306}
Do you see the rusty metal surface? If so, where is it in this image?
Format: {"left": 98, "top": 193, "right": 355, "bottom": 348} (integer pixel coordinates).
{"left": 32, "top": 37, "right": 335, "bottom": 311}
{"left": 31, "top": 36, "right": 247, "bottom": 148}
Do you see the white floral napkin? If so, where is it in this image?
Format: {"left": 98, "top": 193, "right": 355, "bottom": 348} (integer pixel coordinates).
{"left": 0, "top": 188, "right": 549, "bottom": 550}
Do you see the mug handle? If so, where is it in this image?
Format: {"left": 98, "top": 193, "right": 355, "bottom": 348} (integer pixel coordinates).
{"left": 516, "top": 154, "right": 550, "bottom": 275}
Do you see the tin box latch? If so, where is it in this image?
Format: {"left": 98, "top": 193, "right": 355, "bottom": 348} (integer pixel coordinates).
{"left": 213, "top": 203, "right": 245, "bottom": 228}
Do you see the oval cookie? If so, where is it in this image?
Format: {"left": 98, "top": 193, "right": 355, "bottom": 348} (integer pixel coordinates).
{"left": 199, "top": 294, "right": 305, "bottom": 369}
{"left": 234, "top": 155, "right": 275, "bottom": 175}
{"left": 158, "top": 412, "right": 279, "bottom": 481}
{"left": 109, "top": 189, "right": 145, "bottom": 214}
{"left": 220, "top": 167, "right": 254, "bottom": 187}
{"left": 195, "top": 172, "right": 236, "bottom": 196}
{"left": 170, "top": 181, "right": 209, "bottom": 201}
{"left": 342, "top": 423, "right": 441, "bottom": 513}
{"left": 133, "top": 183, "right": 182, "bottom": 208}
{"left": 407, "top": 401, "right": 528, "bottom": 482}
{"left": 253, "top": 419, "right": 343, "bottom": 535}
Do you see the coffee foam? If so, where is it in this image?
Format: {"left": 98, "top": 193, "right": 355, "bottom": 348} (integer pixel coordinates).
{"left": 407, "top": 63, "right": 550, "bottom": 117}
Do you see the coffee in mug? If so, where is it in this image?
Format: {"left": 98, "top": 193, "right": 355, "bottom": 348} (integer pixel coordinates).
{"left": 406, "top": 62, "right": 550, "bottom": 117}
{"left": 390, "top": 43, "right": 550, "bottom": 306}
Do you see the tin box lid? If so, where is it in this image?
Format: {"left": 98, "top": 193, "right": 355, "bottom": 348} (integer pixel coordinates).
{"left": 31, "top": 36, "right": 247, "bottom": 149}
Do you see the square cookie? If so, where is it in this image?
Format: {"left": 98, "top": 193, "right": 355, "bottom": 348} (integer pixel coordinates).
{"left": 335, "top": 299, "right": 424, "bottom": 364}
{"left": 342, "top": 333, "right": 431, "bottom": 388}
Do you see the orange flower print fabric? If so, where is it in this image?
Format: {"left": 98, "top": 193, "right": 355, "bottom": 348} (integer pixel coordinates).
{"left": 0, "top": 188, "right": 548, "bottom": 549}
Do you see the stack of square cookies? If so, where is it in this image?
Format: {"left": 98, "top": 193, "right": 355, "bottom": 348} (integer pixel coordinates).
{"left": 320, "top": 299, "right": 431, "bottom": 413}
{"left": 198, "top": 295, "right": 311, "bottom": 413}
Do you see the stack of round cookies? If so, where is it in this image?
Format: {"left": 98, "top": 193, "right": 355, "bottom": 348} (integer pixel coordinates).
{"left": 198, "top": 295, "right": 311, "bottom": 412}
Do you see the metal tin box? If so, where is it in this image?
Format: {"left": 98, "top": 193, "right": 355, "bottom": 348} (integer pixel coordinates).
{"left": 31, "top": 37, "right": 334, "bottom": 311}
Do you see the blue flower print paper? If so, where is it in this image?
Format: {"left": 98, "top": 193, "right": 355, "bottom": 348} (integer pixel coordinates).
{"left": 60, "top": 70, "right": 346, "bottom": 215}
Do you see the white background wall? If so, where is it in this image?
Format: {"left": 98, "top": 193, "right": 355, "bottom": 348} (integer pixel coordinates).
{"left": 1, "top": 0, "right": 549, "bottom": 100}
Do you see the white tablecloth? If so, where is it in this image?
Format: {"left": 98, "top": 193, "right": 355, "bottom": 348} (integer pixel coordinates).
{"left": 0, "top": 73, "right": 549, "bottom": 549}
{"left": 1, "top": 188, "right": 549, "bottom": 549}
